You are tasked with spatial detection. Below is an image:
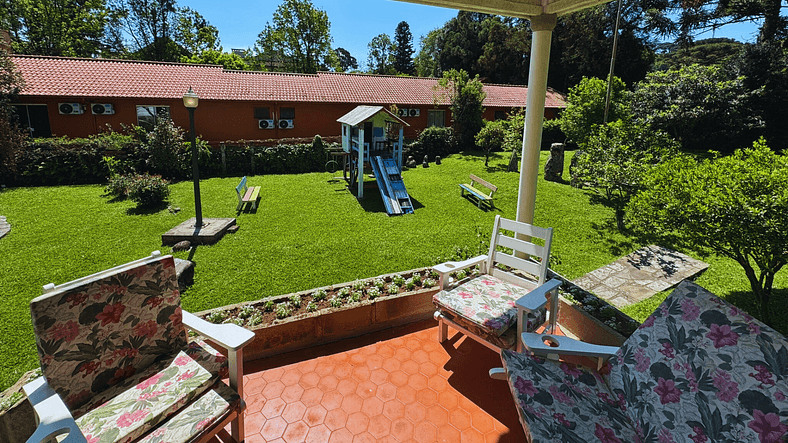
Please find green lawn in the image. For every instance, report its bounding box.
[0,150,785,391]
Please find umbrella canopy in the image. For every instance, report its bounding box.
[393,0,611,18]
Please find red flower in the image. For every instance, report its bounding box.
[65,390,92,407]
[748,409,788,443]
[169,307,183,328]
[174,355,192,366]
[654,378,682,404]
[133,320,158,338]
[560,362,582,378]
[95,302,125,326]
[108,366,136,386]
[65,292,88,308]
[514,376,538,396]
[136,372,164,390]
[706,324,739,348]
[594,423,623,443]
[50,320,79,342]
[117,410,150,428]
[144,296,163,309]
[178,370,196,381]
[689,426,707,443]
[78,361,101,378]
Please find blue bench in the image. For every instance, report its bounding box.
[459,173,497,209]
[235,176,260,211]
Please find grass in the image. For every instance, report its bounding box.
[0,149,785,391]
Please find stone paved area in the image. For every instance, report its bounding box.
[0,216,9,239]
[572,245,709,309]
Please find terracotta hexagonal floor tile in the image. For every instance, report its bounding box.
[245,432,266,443]
[304,404,328,426]
[244,411,266,435]
[341,393,364,414]
[389,370,409,387]
[417,388,438,407]
[368,414,392,439]
[244,377,267,395]
[335,362,353,379]
[296,359,318,374]
[352,431,377,443]
[282,401,307,423]
[438,391,459,410]
[392,417,416,441]
[412,422,436,443]
[450,409,472,430]
[261,397,287,419]
[262,380,286,400]
[409,373,428,391]
[280,369,301,387]
[318,375,339,392]
[361,396,384,417]
[471,412,495,434]
[427,375,449,392]
[404,402,426,424]
[382,399,405,420]
[349,352,366,366]
[322,390,344,411]
[382,357,401,373]
[301,386,324,407]
[405,338,421,351]
[351,365,371,383]
[376,383,397,402]
[394,347,412,362]
[337,378,358,396]
[280,384,304,403]
[262,367,285,383]
[364,354,384,370]
[412,349,430,364]
[314,361,335,377]
[328,428,354,443]
[245,393,266,415]
[282,421,309,443]
[461,427,486,443]
[305,424,331,443]
[369,368,389,386]
[426,404,449,426]
[400,359,420,375]
[324,408,348,431]
[377,344,396,358]
[300,371,321,388]
[396,385,417,405]
[436,423,461,443]
[346,411,370,435]
[429,350,447,365]
[355,380,377,399]
[260,416,287,441]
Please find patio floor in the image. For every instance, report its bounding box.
[238,319,526,443]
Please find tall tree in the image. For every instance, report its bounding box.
[437,69,486,149]
[173,7,220,56]
[253,0,332,74]
[476,16,530,84]
[181,50,248,70]
[334,47,358,72]
[438,11,488,77]
[367,34,395,75]
[415,29,441,77]
[393,21,415,75]
[0,49,26,182]
[9,0,111,57]
[112,0,180,61]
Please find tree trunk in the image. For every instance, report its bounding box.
[740,259,771,326]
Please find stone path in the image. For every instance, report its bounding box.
[572,245,709,309]
[0,216,9,239]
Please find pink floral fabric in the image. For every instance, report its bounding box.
[503,281,788,443]
[434,274,547,340]
[30,257,186,412]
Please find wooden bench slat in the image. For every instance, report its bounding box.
[460,174,496,209]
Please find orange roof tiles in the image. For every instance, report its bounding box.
[12,55,566,108]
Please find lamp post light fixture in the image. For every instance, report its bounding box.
[183,87,202,228]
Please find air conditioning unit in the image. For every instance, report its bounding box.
[397,108,409,117]
[58,103,83,115]
[91,103,114,115]
[278,119,294,129]
[258,119,275,129]
[409,108,420,117]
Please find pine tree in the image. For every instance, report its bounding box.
[393,21,415,75]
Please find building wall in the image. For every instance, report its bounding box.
[16,96,560,142]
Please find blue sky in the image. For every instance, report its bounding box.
[179,0,761,70]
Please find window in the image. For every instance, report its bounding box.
[254,107,270,119]
[494,111,507,121]
[12,104,52,137]
[280,107,295,120]
[427,109,445,128]
[136,105,170,131]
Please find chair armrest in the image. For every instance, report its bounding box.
[521,332,620,370]
[182,311,255,352]
[515,278,562,312]
[23,377,87,443]
[434,255,487,289]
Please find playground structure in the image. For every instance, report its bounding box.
[337,106,414,215]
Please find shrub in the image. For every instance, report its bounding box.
[368,288,380,300]
[238,305,255,319]
[247,311,263,326]
[126,174,170,207]
[338,287,350,298]
[105,174,133,198]
[329,297,343,308]
[142,117,187,179]
[206,310,226,324]
[408,126,455,160]
[475,120,506,166]
[275,302,292,319]
[306,302,318,312]
[289,294,302,308]
[263,300,275,312]
[313,289,327,301]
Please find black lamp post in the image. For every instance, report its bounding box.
[183,87,202,227]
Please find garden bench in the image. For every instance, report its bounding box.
[235,176,260,211]
[23,251,255,443]
[459,173,497,209]
[495,280,788,442]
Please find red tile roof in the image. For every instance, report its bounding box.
[11,55,566,108]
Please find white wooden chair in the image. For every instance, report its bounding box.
[432,215,562,353]
[23,251,255,443]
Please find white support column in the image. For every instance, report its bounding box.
[358,126,365,199]
[516,14,556,225]
[398,127,404,170]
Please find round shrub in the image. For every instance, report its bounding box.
[127,174,170,207]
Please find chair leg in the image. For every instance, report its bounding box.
[438,317,448,343]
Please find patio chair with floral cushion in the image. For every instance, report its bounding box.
[433,215,562,353]
[23,251,255,443]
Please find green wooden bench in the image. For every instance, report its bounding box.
[235,176,261,211]
[459,173,497,209]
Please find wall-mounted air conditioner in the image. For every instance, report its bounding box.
[58,103,83,115]
[258,119,275,129]
[397,108,409,117]
[409,108,420,117]
[91,103,114,115]
[278,119,294,129]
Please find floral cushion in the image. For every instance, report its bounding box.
[434,274,547,338]
[439,306,544,350]
[135,382,240,443]
[607,280,788,443]
[30,256,187,411]
[501,350,637,443]
[73,340,229,443]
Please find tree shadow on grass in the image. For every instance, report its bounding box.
[355,183,425,214]
[724,288,788,335]
[126,202,168,216]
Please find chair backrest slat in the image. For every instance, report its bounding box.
[492,251,544,280]
[494,234,544,259]
[486,215,553,286]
